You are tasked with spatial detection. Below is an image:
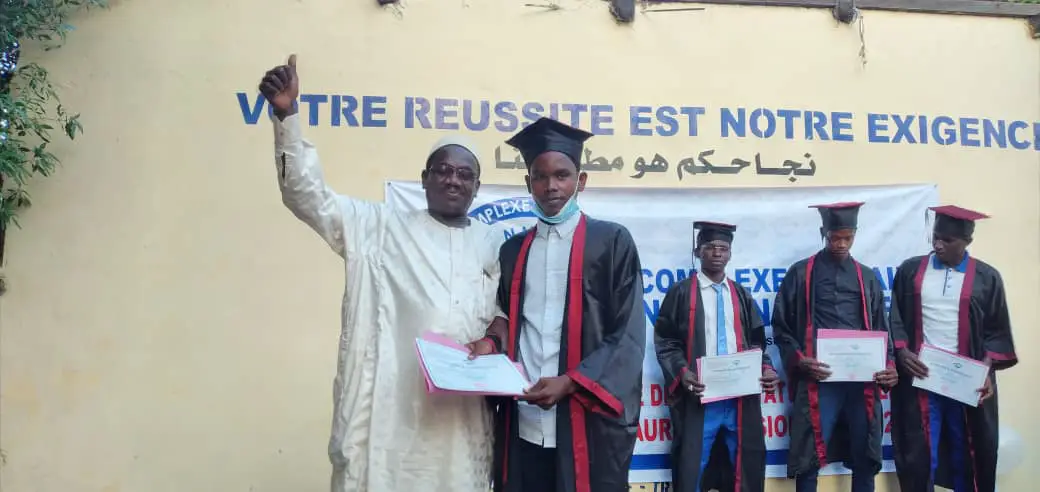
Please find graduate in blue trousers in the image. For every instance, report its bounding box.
[654,221,779,492]
[888,205,1018,492]
[771,202,899,492]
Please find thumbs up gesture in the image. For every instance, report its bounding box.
[258,54,299,118]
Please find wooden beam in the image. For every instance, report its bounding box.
[1030,13,1040,37]
[650,0,1040,18]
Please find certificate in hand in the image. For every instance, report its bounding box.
[414,333,531,396]
[912,344,990,407]
[816,329,887,383]
[696,349,763,403]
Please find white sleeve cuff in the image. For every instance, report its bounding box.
[272,112,302,149]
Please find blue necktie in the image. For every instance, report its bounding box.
[713,283,728,355]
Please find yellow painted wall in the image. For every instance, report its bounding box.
[1,0,1037,491]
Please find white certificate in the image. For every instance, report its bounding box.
[815,329,887,382]
[415,337,531,396]
[912,344,990,407]
[697,349,763,403]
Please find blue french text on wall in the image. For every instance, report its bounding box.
[236,92,1040,151]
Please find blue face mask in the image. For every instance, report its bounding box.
[532,194,581,225]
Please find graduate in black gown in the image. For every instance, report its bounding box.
[466,117,646,492]
[888,205,1018,492]
[654,221,779,492]
[771,202,899,492]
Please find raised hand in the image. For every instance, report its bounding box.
[258,54,299,119]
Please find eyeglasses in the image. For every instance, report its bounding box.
[429,164,477,183]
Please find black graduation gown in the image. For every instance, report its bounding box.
[491,214,646,492]
[654,275,770,492]
[887,255,1018,492]
[771,251,894,478]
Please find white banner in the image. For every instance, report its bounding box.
[386,181,938,484]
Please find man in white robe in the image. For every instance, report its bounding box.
[258,54,502,492]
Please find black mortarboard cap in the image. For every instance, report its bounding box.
[810,202,864,232]
[930,205,989,239]
[693,221,737,247]
[504,117,594,169]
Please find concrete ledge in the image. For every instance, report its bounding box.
[652,0,1040,18]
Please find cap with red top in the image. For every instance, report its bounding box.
[809,201,864,232]
[693,221,737,246]
[930,205,990,240]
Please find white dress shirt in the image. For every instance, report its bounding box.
[698,271,738,356]
[517,213,581,448]
[921,252,968,353]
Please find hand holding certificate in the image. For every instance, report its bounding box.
[815,329,888,383]
[696,349,763,403]
[415,333,531,396]
[911,344,990,407]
